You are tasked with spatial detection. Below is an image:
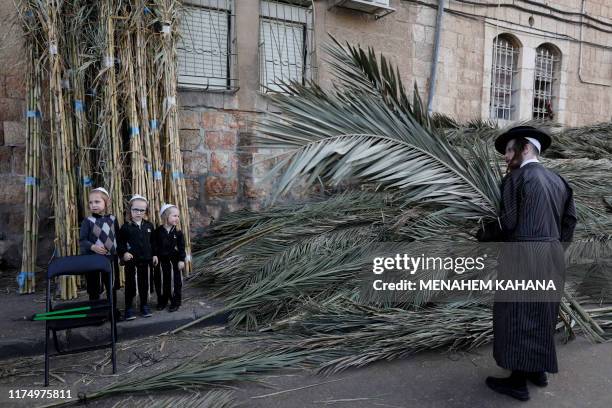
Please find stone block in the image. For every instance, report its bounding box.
[205,176,238,197]
[182,151,208,176]
[3,121,25,146]
[210,152,237,175]
[0,175,25,204]
[202,111,227,130]
[205,131,237,150]
[179,109,201,130]
[411,25,425,43]
[0,76,5,98]
[179,129,202,151]
[5,75,26,99]
[185,178,200,202]
[188,206,211,233]
[0,146,12,173]
[12,146,25,175]
[0,98,24,122]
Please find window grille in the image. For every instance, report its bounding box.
[177,0,238,91]
[259,1,316,93]
[489,35,519,121]
[533,45,558,120]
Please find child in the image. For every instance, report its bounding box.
[152,204,186,312]
[117,194,155,320]
[79,187,120,304]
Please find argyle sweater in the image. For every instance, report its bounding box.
[79,213,119,258]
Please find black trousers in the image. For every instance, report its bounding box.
[125,261,151,310]
[154,256,182,307]
[86,257,119,305]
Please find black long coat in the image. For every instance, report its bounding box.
[492,162,577,373]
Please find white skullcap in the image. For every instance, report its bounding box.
[91,187,110,198]
[160,203,177,219]
[525,137,541,153]
[129,194,148,204]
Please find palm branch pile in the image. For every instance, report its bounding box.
[16,0,192,297]
[75,38,611,403]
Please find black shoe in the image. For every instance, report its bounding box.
[526,371,548,387]
[486,376,530,401]
[156,303,167,311]
[168,304,179,312]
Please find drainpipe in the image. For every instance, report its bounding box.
[578,0,610,87]
[427,0,446,115]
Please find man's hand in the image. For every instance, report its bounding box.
[152,256,158,266]
[123,252,134,262]
[91,244,108,255]
[178,261,185,271]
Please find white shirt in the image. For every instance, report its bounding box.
[520,158,540,168]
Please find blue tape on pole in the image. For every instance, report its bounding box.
[87,88,97,96]
[26,110,41,118]
[25,176,39,186]
[16,272,33,288]
[130,127,140,136]
[74,100,84,112]
[150,119,158,130]
[82,176,93,187]
[17,272,26,288]
[144,6,151,14]
[165,162,172,168]
[145,164,152,172]
[172,171,184,180]
[154,170,162,180]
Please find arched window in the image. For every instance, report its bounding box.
[489,34,520,120]
[533,44,560,120]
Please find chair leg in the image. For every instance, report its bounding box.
[44,323,49,387]
[109,269,117,374]
[52,330,61,354]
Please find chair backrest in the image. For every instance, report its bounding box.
[47,255,111,279]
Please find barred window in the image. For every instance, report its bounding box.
[533,44,559,120]
[489,34,520,121]
[259,1,315,93]
[177,0,238,91]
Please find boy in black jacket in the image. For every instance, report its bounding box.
[117,195,155,320]
[152,204,186,312]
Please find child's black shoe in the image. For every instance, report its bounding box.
[124,308,136,321]
[168,304,179,312]
[141,305,153,318]
[156,303,167,311]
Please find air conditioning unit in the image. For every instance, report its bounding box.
[330,0,395,18]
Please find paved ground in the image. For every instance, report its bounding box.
[237,337,612,408]
[0,275,226,359]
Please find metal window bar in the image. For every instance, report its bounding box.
[532,46,558,120]
[259,1,316,93]
[489,36,518,121]
[177,0,239,91]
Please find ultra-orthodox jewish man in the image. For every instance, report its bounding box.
[477,125,577,401]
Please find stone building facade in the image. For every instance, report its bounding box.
[1,0,611,268]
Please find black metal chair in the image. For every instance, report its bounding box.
[44,254,117,386]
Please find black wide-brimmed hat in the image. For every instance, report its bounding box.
[494,125,552,155]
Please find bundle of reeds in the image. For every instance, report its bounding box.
[18,4,43,294]
[43,0,80,299]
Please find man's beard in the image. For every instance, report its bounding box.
[506,154,523,172]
